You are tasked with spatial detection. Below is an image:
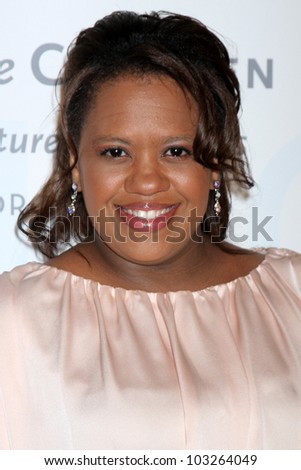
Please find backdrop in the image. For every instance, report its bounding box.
[1,0,300,272]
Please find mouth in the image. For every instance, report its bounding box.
[116,204,179,232]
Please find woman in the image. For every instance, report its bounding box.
[0,11,300,450]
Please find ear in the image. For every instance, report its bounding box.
[210,170,220,190]
[70,152,82,192]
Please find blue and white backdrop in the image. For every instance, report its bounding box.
[1,0,300,271]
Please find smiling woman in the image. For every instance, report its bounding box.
[71,75,213,275]
[0,10,301,450]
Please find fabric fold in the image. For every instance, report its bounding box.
[0,248,300,449]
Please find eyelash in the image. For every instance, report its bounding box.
[99,148,127,158]
[163,147,192,159]
[99,146,193,160]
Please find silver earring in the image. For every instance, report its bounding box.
[67,183,78,216]
[213,180,221,216]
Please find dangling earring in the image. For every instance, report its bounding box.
[67,183,78,216]
[213,180,221,216]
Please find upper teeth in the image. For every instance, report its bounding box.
[122,207,173,220]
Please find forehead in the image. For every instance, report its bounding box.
[83,74,199,131]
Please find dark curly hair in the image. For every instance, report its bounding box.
[17,10,254,257]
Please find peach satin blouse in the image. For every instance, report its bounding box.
[0,248,301,449]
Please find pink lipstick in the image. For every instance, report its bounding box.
[116,203,179,232]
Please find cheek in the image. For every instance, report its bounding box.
[80,167,123,211]
[175,167,211,204]
[192,179,211,203]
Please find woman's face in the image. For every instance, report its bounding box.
[73,74,213,265]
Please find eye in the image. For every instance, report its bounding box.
[163,146,193,159]
[99,147,128,159]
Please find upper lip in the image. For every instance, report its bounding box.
[114,202,178,219]
[115,203,178,211]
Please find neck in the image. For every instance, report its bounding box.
[77,236,221,292]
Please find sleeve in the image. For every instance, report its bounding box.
[279,249,301,296]
[0,271,19,450]
[0,389,10,449]
[264,248,301,298]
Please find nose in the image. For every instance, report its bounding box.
[124,154,170,195]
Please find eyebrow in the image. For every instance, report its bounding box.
[92,136,131,146]
[92,135,195,146]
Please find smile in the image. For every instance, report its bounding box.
[116,204,179,232]
[120,206,174,220]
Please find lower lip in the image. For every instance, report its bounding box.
[118,206,178,232]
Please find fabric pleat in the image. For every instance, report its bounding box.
[0,248,300,449]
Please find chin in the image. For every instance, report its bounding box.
[113,243,185,267]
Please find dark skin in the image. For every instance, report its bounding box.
[48,75,264,293]
[48,239,264,293]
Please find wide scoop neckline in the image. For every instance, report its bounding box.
[18,247,292,296]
